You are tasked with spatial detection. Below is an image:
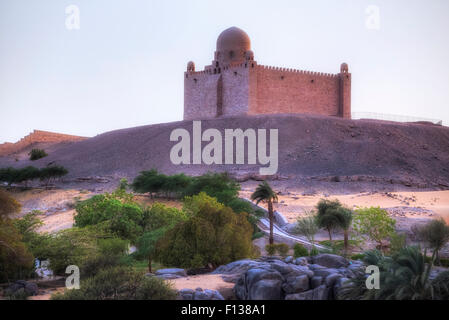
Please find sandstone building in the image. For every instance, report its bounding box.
[184,27,351,120]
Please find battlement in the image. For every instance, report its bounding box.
[257,64,340,78]
[0,130,88,156]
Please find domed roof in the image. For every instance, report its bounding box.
[216,27,251,53]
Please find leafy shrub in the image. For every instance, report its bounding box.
[252,231,264,240]
[0,166,67,186]
[39,166,68,186]
[155,193,254,268]
[142,202,186,231]
[0,189,22,216]
[74,194,143,241]
[389,232,407,254]
[0,191,35,282]
[265,244,276,256]
[183,172,239,204]
[28,149,48,161]
[80,238,129,278]
[353,207,396,250]
[309,246,320,256]
[340,246,445,300]
[52,266,177,300]
[294,211,319,245]
[4,288,31,300]
[433,271,449,300]
[31,226,106,275]
[275,243,289,257]
[350,253,365,261]
[293,243,308,258]
[132,169,191,198]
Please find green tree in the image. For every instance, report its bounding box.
[335,207,353,255]
[251,181,278,245]
[339,246,443,300]
[132,169,170,198]
[74,194,144,241]
[142,202,187,231]
[315,199,343,244]
[156,193,254,268]
[184,172,240,204]
[39,166,68,186]
[0,189,22,217]
[28,148,48,161]
[412,219,449,265]
[0,191,34,282]
[352,207,396,251]
[136,228,167,273]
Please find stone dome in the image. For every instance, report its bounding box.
[216,27,251,64]
[216,27,251,52]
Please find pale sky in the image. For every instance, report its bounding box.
[1,0,448,143]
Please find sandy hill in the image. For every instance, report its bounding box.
[1,114,448,191]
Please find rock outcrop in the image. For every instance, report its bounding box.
[177,288,224,300]
[215,254,365,300]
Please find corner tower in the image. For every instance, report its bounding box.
[339,63,352,119]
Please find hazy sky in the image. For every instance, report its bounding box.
[1,0,448,143]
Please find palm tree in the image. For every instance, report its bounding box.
[413,218,449,265]
[251,181,278,245]
[294,211,319,247]
[335,207,353,255]
[339,246,440,300]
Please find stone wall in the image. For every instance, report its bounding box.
[0,130,88,156]
[252,65,342,117]
[184,63,351,120]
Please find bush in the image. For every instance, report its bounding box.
[353,207,396,250]
[52,266,177,300]
[276,243,289,257]
[389,232,407,254]
[0,189,21,216]
[183,172,240,205]
[156,193,254,268]
[142,202,186,231]
[350,253,366,261]
[433,271,449,300]
[309,246,320,256]
[74,194,143,241]
[31,226,108,275]
[132,169,191,198]
[293,243,308,258]
[0,166,68,186]
[265,244,276,256]
[0,191,35,282]
[28,149,48,161]
[252,231,264,240]
[4,288,31,300]
[39,166,68,186]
